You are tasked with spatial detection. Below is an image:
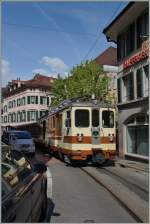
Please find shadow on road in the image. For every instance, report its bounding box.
[43,198,55,222]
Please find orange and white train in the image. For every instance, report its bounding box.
[38,97,116,165]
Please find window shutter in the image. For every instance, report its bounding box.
[28,96,30,104]
[36,96,38,104]
[47,97,49,105]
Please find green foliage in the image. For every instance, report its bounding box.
[51,60,113,106]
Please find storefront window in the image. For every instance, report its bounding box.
[127,125,148,156]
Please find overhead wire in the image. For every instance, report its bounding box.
[81,2,124,61]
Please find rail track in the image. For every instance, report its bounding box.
[97,166,149,202]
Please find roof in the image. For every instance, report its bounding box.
[39,96,114,122]
[3,74,56,98]
[95,47,117,66]
[103,2,148,42]
[103,2,134,35]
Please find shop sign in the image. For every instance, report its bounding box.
[123,40,149,69]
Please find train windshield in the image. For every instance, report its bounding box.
[102,111,114,128]
[75,109,89,127]
[92,109,99,127]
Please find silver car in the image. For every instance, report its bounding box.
[2,143,47,222]
[2,130,35,155]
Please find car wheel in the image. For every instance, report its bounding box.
[39,188,47,222]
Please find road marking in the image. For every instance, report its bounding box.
[46,168,53,199]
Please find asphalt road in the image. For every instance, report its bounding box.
[47,159,136,223]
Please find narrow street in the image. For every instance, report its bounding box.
[48,161,136,223]
[31,150,141,223]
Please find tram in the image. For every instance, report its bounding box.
[39,97,116,165]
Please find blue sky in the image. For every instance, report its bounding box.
[2,1,128,86]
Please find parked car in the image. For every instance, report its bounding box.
[2,130,35,155]
[2,144,48,222]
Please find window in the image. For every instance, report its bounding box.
[17,112,21,123]
[22,111,26,122]
[12,113,16,122]
[117,23,135,61]
[3,105,7,113]
[117,34,126,61]
[4,116,7,123]
[65,111,71,128]
[21,97,26,106]
[92,109,99,127]
[136,12,149,49]
[27,111,38,121]
[13,100,16,108]
[31,96,36,104]
[8,114,11,123]
[124,73,134,101]
[126,23,135,55]
[136,69,143,98]
[17,99,20,106]
[40,96,46,105]
[117,79,122,103]
[8,101,12,109]
[40,110,47,118]
[75,109,89,127]
[2,150,31,188]
[144,65,149,96]
[102,111,114,128]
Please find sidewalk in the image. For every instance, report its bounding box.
[116,158,149,173]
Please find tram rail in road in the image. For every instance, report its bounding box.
[32,150,148,223]
[81,166,149,223]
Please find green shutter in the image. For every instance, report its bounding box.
[36,96,38,104]
[28,96,30,104]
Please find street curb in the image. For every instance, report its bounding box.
[82,167,149,223]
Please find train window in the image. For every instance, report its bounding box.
[92,109,99,127]
[102,111,114,128]
[75,110,89,127]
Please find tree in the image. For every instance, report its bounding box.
[51,60,112,106]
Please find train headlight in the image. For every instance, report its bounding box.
[108,133,114,142]
[77,133,84,142]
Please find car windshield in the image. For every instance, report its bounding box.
[14,132,32,139]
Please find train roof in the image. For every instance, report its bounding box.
[39,96,115,122]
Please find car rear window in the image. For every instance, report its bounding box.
[15,132,32,139]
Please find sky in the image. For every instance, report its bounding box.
[2,1,128,86]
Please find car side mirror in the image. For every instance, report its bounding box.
[34,163,47,173]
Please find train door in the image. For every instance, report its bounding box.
[91,108,100,145]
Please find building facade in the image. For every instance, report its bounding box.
[103,2,149,161]
[95,46,118,105]
[1,74,55,128]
